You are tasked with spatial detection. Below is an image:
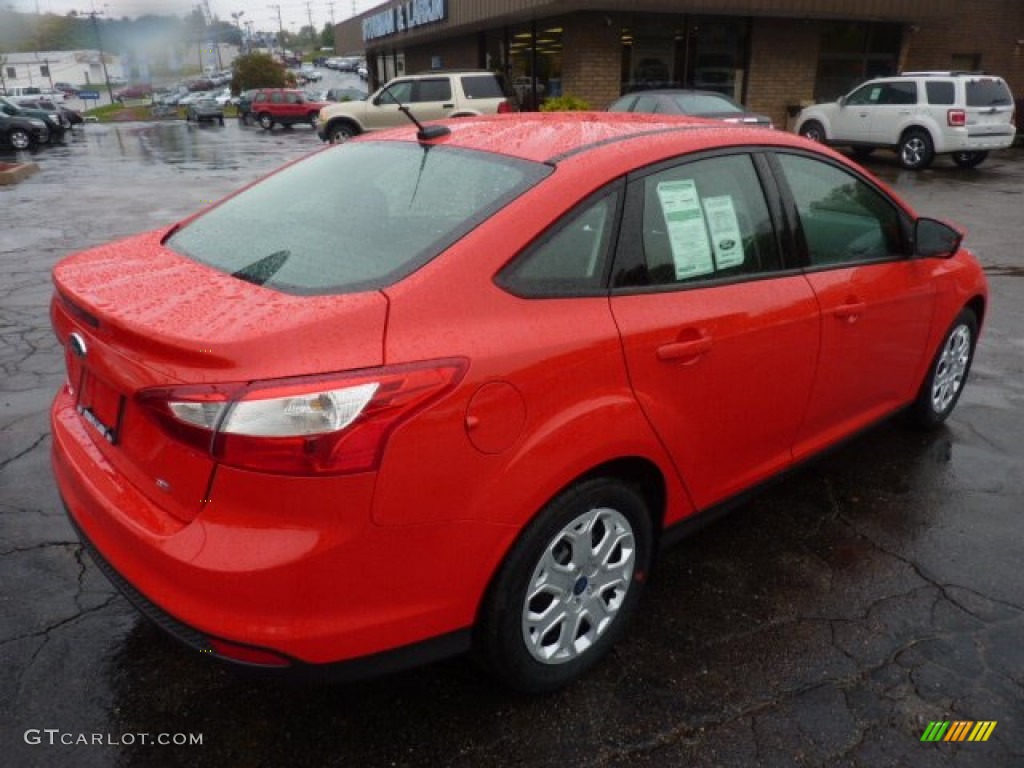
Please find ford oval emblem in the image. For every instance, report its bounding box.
[69,332,88,359]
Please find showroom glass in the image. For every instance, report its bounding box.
[776,154,905,267]
[168,143,551,295]
[636,154,780,286]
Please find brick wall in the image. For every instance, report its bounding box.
[405,34,482,74]
[903,0,1024,96]
[561,13,622,110]
[746,18,821,130]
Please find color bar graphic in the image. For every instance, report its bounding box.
[921,721,997,742]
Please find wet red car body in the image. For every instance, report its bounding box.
[50,113,987,690]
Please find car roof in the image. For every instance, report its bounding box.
[367,112,811,167]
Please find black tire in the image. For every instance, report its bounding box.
[798,120,826,143]
[328,121,357,143]
[952,150,988,169]
[898,129,935,170]
[909,308,978,428]
[852,147,875,160]
[258,113,273,130]
[307,111,319,127]
[9,128,32,150]
[474,477,654,693]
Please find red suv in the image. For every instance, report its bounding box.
[51,113,987,692]
[251,88,329,130]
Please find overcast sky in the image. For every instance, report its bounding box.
[9,0,381,36]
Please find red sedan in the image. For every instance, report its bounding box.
[50,113,986,692]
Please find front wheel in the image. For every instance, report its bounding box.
[258,113,274,130]
[798,120,826,143]
[898,129,935,170]
[9,128,32,150]
[475,477,653,693]
[952,150,988,168]
[328,121,356,143]
[909,308,978,428]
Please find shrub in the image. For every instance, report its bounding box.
[540,95,591,112]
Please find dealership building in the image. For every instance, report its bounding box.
[335,0,1023,127]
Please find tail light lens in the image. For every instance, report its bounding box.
[948,109,966,127]
[138,359,466,475]
[497,99,513,114]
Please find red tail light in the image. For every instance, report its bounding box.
[497,99,513,114]
[138,359,466,475]
[948,109,966,127]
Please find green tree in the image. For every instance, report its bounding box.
[320,23,334,50]
[230,51,289,94]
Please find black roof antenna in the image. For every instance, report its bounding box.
[378,84,451,142]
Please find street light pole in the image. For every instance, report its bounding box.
[231,11,245,54]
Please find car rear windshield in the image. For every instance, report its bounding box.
[966,78,1013,106]
[167,141,551,295]
[670,92,743,114]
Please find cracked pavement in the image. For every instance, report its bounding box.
[2,123,1023,767]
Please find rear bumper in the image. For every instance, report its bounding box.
[939,126,1016,152]
[50,389,509,669]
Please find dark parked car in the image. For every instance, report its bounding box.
[114,84,154,102]
[13,98,85,127]
[234,89,265,124]
[609,89,773,129]
[325,87,368,102]
[0,112,49,149]
[186,97,225,125]
[0,96,68,142]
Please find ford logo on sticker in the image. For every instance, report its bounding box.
[719,239,736,251]
[69,332,88,358]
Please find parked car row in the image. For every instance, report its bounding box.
[0,94,75,149]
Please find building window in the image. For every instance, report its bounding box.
[5,67,14,79]
[621,15,750,102]
[814,22,902,101]
[40,64,50,77]
[507,21,563,110]
[951,53,981,71]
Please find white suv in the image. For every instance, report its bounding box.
[795,72,1016,169]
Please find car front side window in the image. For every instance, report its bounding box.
[776,153,907,268]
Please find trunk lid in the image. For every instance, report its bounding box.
[52,229,388,523]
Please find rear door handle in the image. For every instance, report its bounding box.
[833,302,867,321]
[656,337,712,363]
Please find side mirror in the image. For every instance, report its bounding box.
[915,217,963,258]
[838,95,847,108]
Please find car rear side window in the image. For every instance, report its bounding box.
[966,78,1013,106]
[624,154,781,287]
[461,75,504,99]
[497,191,620,297]
[414,79,451,102]
[167,142,551,295]
[926,81,955,105]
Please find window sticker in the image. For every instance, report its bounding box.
[702,195,744,269]
[656,179,714,279]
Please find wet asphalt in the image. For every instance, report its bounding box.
[1,120,1022,768]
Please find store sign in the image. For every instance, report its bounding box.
[362,0,447,42]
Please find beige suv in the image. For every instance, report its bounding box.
[317,70,514,143]
[795,71,1017,169]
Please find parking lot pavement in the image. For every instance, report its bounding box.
[2,126,1023,768]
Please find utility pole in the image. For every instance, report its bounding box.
[84,8,114,103]
[305,1,315,46]
[268,4,284,52]
[328,2,335,26]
